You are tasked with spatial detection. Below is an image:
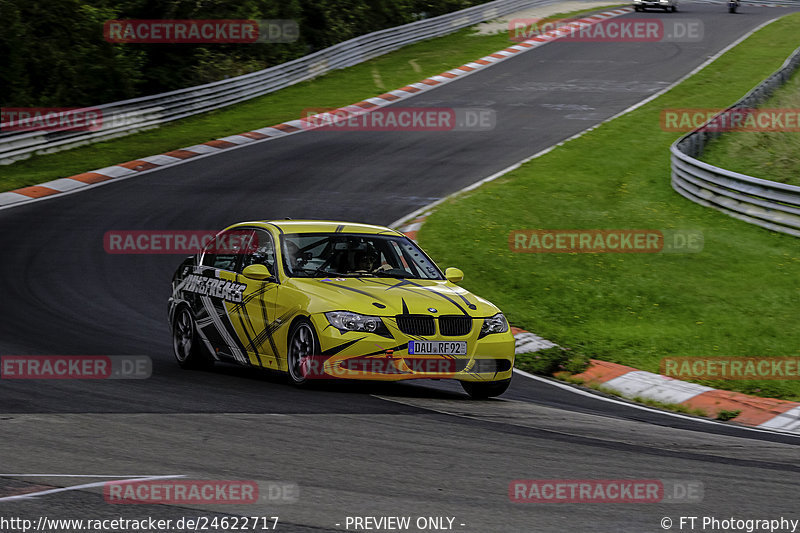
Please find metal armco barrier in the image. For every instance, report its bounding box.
[0,0,556,165]
[670,45,800,238]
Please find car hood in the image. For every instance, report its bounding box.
[288,277,501,317]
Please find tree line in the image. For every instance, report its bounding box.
[0,0,489,107]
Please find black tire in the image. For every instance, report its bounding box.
[286,318,319,386]
[172,306,214,370]
[729,5,736,12]
[461,378,511,399]
[671,5,677,12]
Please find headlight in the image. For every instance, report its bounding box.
[479,313,508,338]
[326,311,388,335]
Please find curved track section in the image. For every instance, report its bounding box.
[1,5,799,531]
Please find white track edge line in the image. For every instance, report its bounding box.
[512,368,800,438]
[0,474,185,502]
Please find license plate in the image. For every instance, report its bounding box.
[408,340,467,355]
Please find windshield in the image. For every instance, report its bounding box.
[281,233,443,280]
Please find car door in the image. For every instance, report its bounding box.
[193,229,251,365]
[231,228,283,370]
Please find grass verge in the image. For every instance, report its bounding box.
[557,375,710,417]
[0,5,623,191]
[701,63,800,187]
[515,347,589,375]
[419,14,800,401]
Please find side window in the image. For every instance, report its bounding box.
[239,229,276,275]
[200,230,244,272]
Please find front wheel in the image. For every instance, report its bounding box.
[287,319,319,386]
[461,378,511,399]
[172,306,213,370]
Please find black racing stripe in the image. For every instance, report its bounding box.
[198,320,227,353]
[231,282,276,310]
[224,284,275,359]
[225,294,260,364]
[209,298,250,360]
[398,279,470,315]
[323,281,389,304]
[448,286,475,307]
[236,317,261,365]
[251,309,296,366]
[359,343,409,356]
[373,279,471,315]
[388,280,417,291]
[244,307,274,364]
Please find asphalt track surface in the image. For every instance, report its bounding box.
[1,4,799,532]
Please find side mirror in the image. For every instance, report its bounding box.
[242,264,275,281]
[445,267,464,283]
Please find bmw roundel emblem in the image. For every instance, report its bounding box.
[428,308,437,313]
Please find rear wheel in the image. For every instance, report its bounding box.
[172,306,213,369]
[287,319,319,386]
[461,378,511,399]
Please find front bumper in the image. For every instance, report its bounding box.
[309,314,515,382]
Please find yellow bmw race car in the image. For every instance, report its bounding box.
[168,220,515,398]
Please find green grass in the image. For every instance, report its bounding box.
[0,4,623,191]
[628,395,708,418]
[715,409,742,421]
[515,347,589,375]
[418,14,800,401]
[701,66,800,186]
